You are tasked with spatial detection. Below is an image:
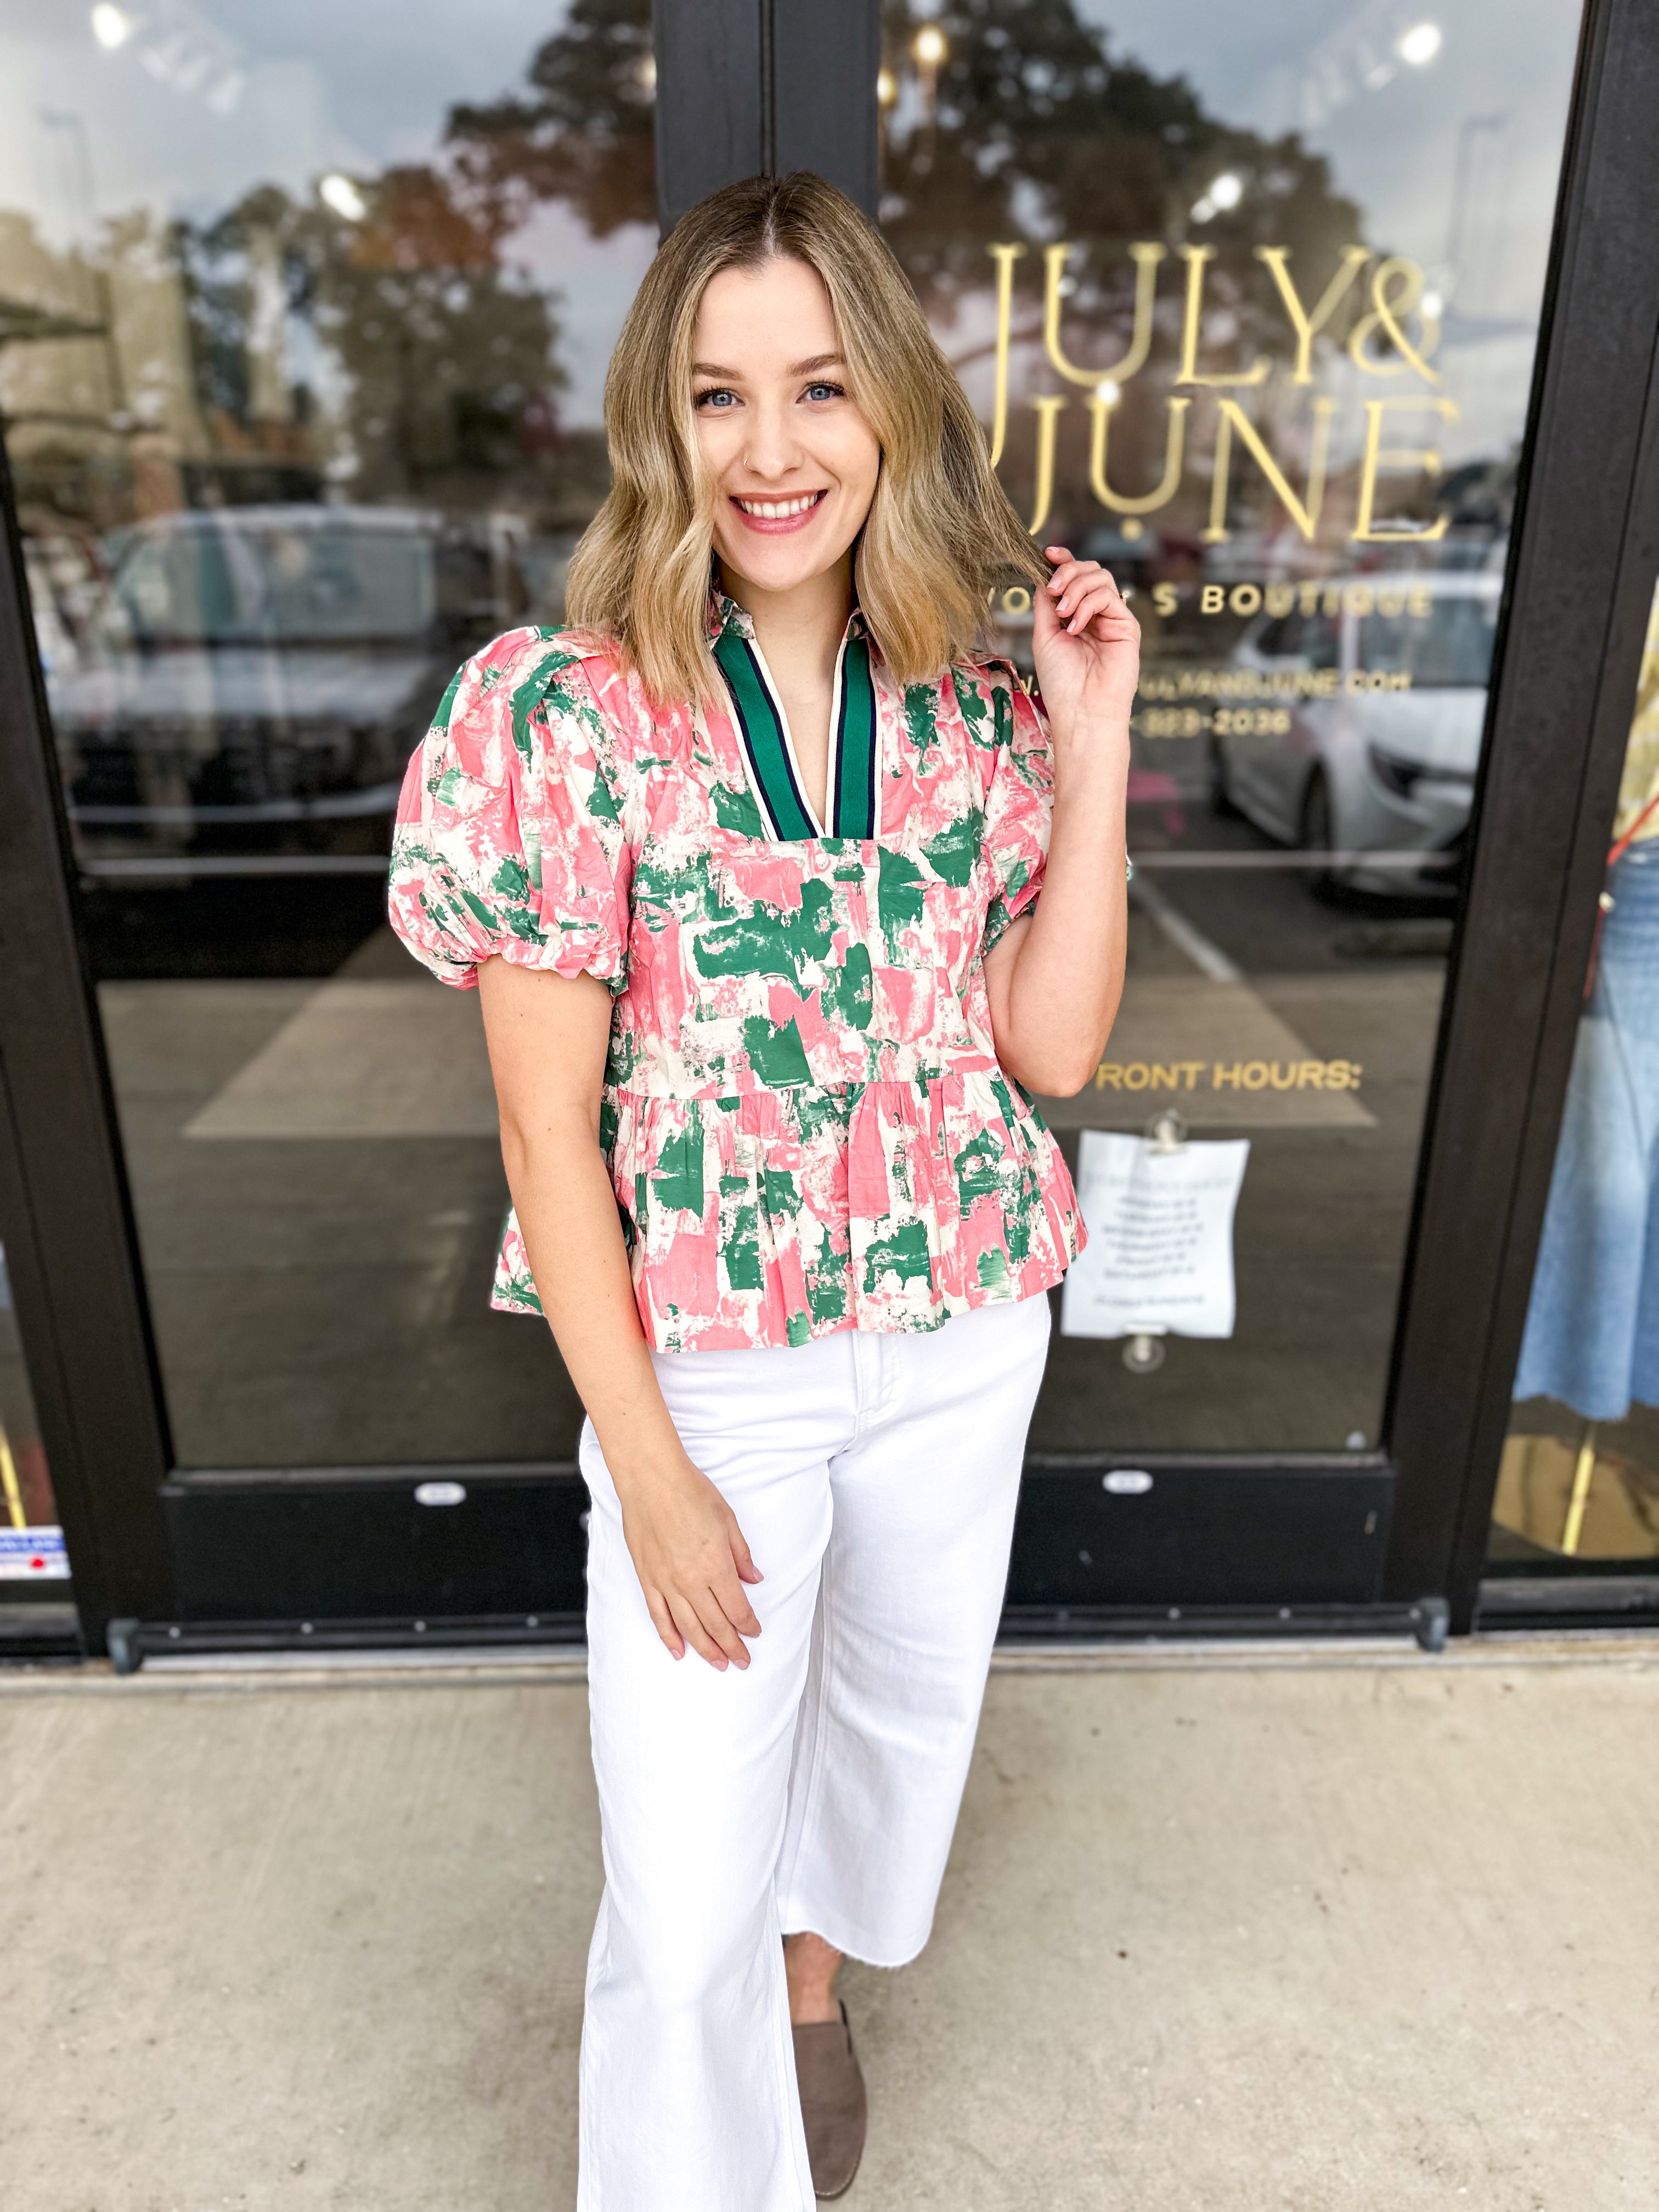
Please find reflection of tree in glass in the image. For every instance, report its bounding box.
[445,0,657,241]
[178,169,565,507]
[430,0,1372,539]
[881,0,1363,354]
[880,1,1368,535]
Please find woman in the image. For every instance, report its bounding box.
[389,171,1134,2210]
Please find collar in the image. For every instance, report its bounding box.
[703,578,873,656]
[705,579,881,843]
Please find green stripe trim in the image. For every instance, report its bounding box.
[712,631,815,841]
[832,636,877,839]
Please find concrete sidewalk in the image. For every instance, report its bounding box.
[4,1638,1656,2211]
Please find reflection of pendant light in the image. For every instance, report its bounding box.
[1296,13,1441,126]
[1190,171,1243,224]
[912,22,947,163]
[90,3,133,49]
[319,173,367,223]
[913,24,947,112]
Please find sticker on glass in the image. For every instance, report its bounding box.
[0,1526,70,1579]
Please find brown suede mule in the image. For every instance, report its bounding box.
[792,1999,867,2198]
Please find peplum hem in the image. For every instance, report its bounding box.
[489,1071,1085,1351]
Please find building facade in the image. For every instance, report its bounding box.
[2,0,1657,1664]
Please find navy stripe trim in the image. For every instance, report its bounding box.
[831,636,877,839]
[712,630,816,842]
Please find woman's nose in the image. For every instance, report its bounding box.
[741,398,804,479]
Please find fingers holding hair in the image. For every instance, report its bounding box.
[1043,545,1120,622]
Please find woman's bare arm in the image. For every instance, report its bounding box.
[984,545,1138,1097]
[476,957,762,1669]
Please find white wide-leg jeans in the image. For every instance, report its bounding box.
[575,1291,1052,2212]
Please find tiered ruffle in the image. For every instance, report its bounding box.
[491,1064,1084,1350]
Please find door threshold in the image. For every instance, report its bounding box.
[1478,1572,1659,1630]
[146,1641,591,1677]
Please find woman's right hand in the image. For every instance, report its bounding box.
[613,1451,764,1669]
[473,961,763,1673]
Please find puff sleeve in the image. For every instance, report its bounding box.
[980,673,1055,956]
[388,629,633,992]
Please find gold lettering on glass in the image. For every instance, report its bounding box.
[1351,397,1459,540]
[1026,394,1068,536]
[1087,394,1190,516]
[1203,397,1335,544]
[985,242,1026,467]
[981,238,1463,546]
[1347,258,1444,383]
[1042,241,1166,387]
[1253,246,1372,383]
[1177,246,1269,388]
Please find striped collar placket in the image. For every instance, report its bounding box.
[709,595,881,843]
[829,631,878,841]
[713,624,817,840]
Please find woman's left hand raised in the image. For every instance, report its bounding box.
[1030,545,1141,769]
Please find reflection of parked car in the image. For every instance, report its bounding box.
[1211,571,1500,894]
[47,505,525,864]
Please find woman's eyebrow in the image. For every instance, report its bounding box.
[690,353,845,379]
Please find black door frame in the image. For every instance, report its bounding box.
[1380,0,1659,1631]
[0,442,174,1656]
[654,0,881,231]
[0,0,1655,1661]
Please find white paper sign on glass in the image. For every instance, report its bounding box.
[1061,1131,1250,1341]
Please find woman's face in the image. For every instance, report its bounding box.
[692,255,881,601]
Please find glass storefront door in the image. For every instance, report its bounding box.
[2,0,657,1480]
[2,0,1650,1644]
[877,1,1579,1474]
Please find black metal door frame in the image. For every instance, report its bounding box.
[1380,0,1659,1632]
[0,440,174,1656]
[1,0,1656,1661]
[654,0,881,232]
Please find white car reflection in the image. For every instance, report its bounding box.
[47,505,520,860]
[1211,571,1500,895]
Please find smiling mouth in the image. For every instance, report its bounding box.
[731,490,828,522]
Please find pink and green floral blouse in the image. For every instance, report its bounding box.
[387,589,1085,1352]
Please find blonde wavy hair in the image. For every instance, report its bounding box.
[565,170,1046,708]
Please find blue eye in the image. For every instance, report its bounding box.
[805,381,845,402]
[695,387,738,409]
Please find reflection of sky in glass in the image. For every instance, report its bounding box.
[1071,1,1580,465]
[0,0,654,423]
[0,0,1584,447]
[1080,1,1577,318]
